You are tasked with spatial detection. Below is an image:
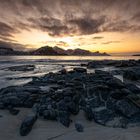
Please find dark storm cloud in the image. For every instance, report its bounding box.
[28,17,69,36]
[0,22,18,37]
[132,12,140,21]
[68,17,106,35]
[0,0,140,39]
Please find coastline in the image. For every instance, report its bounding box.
[0,58,140,140]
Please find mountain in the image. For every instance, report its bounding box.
[53,46,67,55]
[0,47,27,55]
[66,48,92,55]
[31,46,59,55]
[133,54,140,56]
[0,46,110,56]
[0,47,14,55]
[66,48,110,56]
[32,46,110,56]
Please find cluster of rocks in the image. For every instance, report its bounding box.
[87,60,140,82]
[0,67,140,136]
[87,59,140,68]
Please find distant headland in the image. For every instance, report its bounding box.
[0,46,110,56]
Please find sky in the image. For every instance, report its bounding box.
[0,0,140,54]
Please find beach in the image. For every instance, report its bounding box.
[0,56,140,140]
[0,109,140,140]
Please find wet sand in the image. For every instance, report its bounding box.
[0,109,140,140]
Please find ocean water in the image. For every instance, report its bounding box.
[0,55,139,89]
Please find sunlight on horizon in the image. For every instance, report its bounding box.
[13,29,140,53]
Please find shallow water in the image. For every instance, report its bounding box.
[0,55,139,89]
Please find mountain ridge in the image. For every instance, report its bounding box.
[0,46,110,56]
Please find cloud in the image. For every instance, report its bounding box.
[92,36,104,39]
[0,0,140,48]
[68,17,105,35]
[0,0,140,36]
[28,17,69,36]
[0,22,18,37]
[0,40,28,51]
[102,41,121,45]
[132,12,140,21]
[56,41,70,47]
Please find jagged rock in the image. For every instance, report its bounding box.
[57,111,71,127]
[20,115,37,136]
[67,102,79,115]
[43,109,57,120]
[125,83,140,94]
[59,69,67,74]
[115,99,140,117]
[110,89,130,100]
[106,78,125,89]
[0,64,140,130]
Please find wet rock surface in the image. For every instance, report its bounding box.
[20,115,37,136]
[5,65,35,72]
[87,60,140,68]
[0,65,140,136]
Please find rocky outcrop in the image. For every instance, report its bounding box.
[0,67,140,136]
[87,60,140,68]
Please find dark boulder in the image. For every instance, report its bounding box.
[73,67,87,73]
[57,111,71,127]
[9,108,20,115]
[106,78,125,89]
[20,115,37,136]
[115,99,140,118]
[67,102,79,115]
[43,109,57,120]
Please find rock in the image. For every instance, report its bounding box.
[106,78,125,89]
[0,62,140,129]
[59,69,67,74]
[75,122,84,132]
[57,80,65,85]
[6,65,35,72]
[107,117,128,128]
[2,96,22,107]
[92,108,117,125]
[123,70,138,80]
[9,108,20,115]
[73,67,87,73]
[20,115,37,136]
[0,102,5,109]
[57,111,71,127]
[84,106,94,121]
[125,83,140,94]
[43,109,57,120]
[115,99,140,118]
[110,89,130,100]
[67,102,79,115]
[57,100,68,111]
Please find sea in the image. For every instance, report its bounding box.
[0,55,140,89]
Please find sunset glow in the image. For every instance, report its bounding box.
[0,0,140,54]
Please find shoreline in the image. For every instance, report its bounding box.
[0,59,140,139]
